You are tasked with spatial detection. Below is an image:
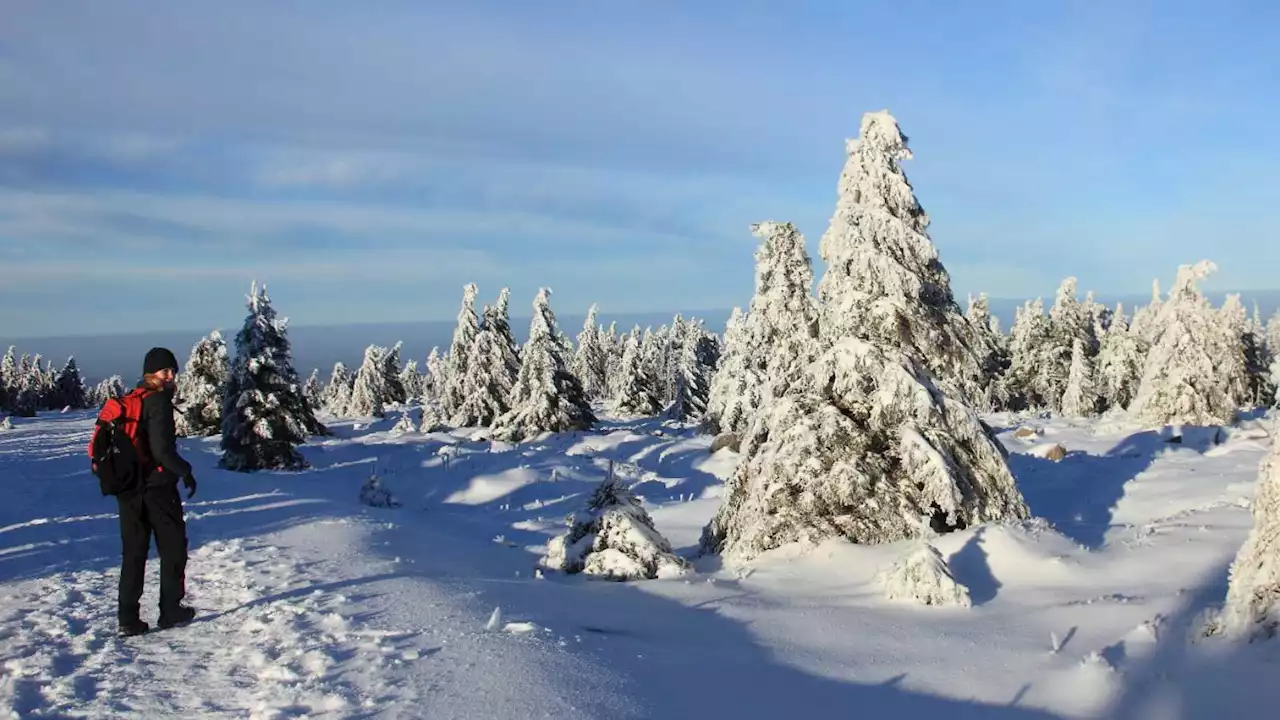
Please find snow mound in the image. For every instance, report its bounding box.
[444,468,539,505]
[543,478,689,581]
[876,540,971,607]
[0,416,12,431]
[359,475,401,509]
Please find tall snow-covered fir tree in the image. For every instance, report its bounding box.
[814,110,992,408]
[1130,278,1164,346]
[1060,339,1100,418]
[492,288,595,441]
[441,283,480,420]
[322,362,353,416]
[966,293,1011,410]
[1218,294,1256,410]
[1044,278,1097,399]
[52,357,87,410]
[348,345,388,419]
[455,305,520,428]
[0,347,15,411]
[744,221,819,403]
[1220,430,1280,640]
[612,329,663,417]
[572,304,609,400]
[1239,302,1275,409]
[380,341,408,405]
[219,282,322,472]
[665,319,715,422]
[175,331,229,437]
[397,361,422,404]
[1130,261,1239,428]
[303,369,322,411]
[705,307,754,434]
[1004,299,1053,410]
[421,347,445,404]
[701,112,1029,561]
[1095,304,1145,412]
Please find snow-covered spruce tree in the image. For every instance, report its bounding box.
[53,357,87,409]
[1084,291,1112,344]
[441,283,481,421]
[542,475,688,581]
[92,375,126,406]
[11,370,39,417]
[303,369,322,411]
[1130,261,1238,428]
[701,337,1030,560]
[1130,278,1164,346]
[741,220,820,409]
[572,304,609,400]
[1027,277,1096,413]
[966,293,1011,410]
[1004,298,1053,410]
[701,112,1029,561]
[705,307,754,434]
[491,287,521,363]
[492,288,595,441]
[1268,312,1280,366]
[1095,305,1145,412]
[322,362,353,416]
[421,347,445,403]
[1240,302,1275,409]
[397,360,422,405]
[380,341,408,405]
[1219,294,1256,410]
[0,346,16,411]
[1220,430,1280,640]
[348,345,387,419]
[455,305,519,428]
[612,329,663,417]
[175,331,229,437]
[359,474,402,508]
[1060,339,1100,418]
[665,319,716,422]
[815,110,992,408]
[219,282,322,472]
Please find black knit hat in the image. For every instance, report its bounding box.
[143,347,180,375]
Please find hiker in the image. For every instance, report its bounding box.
[116,347,199,636]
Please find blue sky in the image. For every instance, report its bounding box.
[1,0,1277,336]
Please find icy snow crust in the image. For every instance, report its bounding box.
[1,408,1279,717]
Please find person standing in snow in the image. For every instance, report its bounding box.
[117,348,199,636]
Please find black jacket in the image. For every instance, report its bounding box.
[136,384,193,485]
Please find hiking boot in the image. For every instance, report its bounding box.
[119,618,150,637]
[157,605,196,629]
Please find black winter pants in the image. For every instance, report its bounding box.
[116,482,188,622]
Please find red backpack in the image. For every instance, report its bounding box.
[88,388,154,496]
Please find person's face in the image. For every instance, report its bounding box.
[156,368,177,389]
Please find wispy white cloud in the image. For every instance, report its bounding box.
[0,127,49,154]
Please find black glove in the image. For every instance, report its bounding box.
[182,474,197,499]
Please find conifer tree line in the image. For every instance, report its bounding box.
[303,283,724,440]
[0,347,92,417]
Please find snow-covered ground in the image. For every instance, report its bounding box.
[2,409,1279,718]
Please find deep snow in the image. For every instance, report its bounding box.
[2,407,1279,718]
